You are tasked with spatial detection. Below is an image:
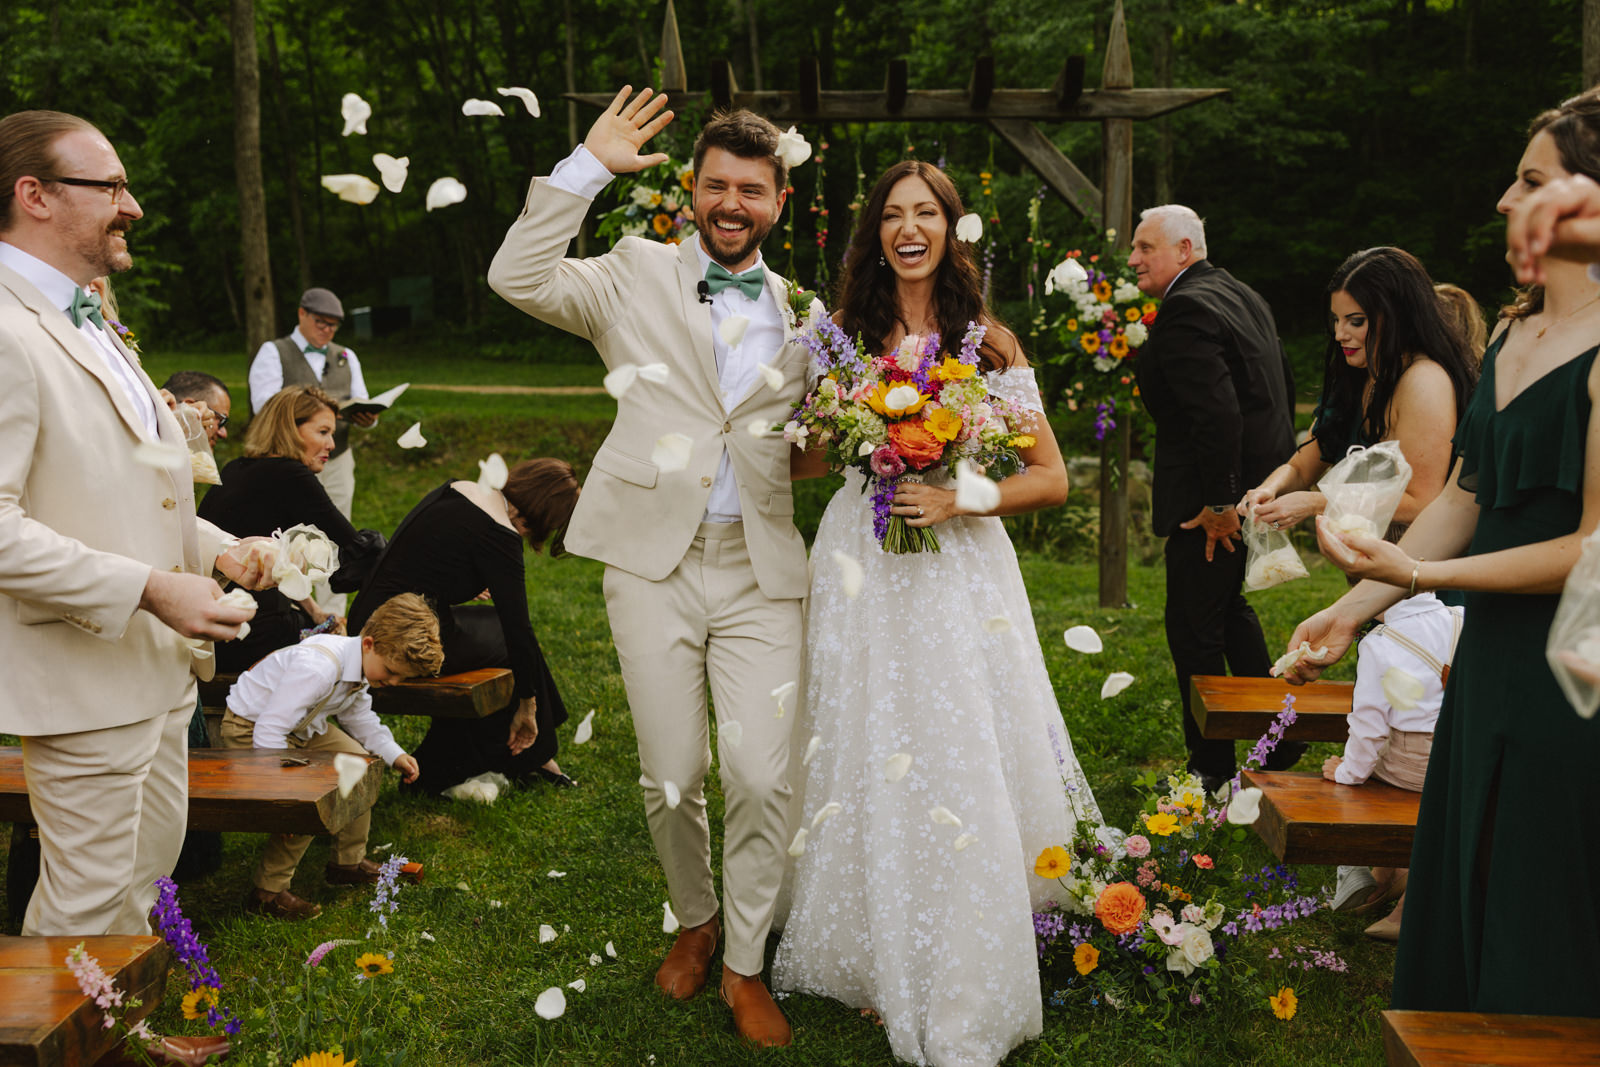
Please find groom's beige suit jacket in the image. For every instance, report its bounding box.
[0,263,227,739]
[487,179,810,599]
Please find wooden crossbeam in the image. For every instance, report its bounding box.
[988,119,1100,219]
[967,56,995,111]
[1381,1010,1600,1066]
[885,59,908,114]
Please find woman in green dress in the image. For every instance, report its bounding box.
[1282,89,1600,1016]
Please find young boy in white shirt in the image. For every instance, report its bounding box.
[1324,591,1463,941]
[222,593,444,919]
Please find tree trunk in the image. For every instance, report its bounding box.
[265,25,310,294]
[1586,0,1600,89]
[1153,0,1174,204]
[231,0,275,352]
[747,0,764,92]
[565,0,586,255]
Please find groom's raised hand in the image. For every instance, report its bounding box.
[585,85,674,174]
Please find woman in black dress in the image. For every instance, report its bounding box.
[348,458,580,792]
[198,385,365,672]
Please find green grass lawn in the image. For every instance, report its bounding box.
[2,348,1392,1065]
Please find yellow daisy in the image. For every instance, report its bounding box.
[1269,986,1298,1021]
[354,953,393,978]
[1072,943,1099,975]
[180,987,218,1021]
[1033,846,1071,879]
[291,1053,356,1067]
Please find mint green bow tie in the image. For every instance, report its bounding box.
[305,343,330,355]
[704,262,765,301]
[65,286,105,330]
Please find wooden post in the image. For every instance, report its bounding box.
[1099,0,1134,608]
[659,0,687,92]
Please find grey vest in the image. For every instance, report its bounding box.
[273,336,352,457]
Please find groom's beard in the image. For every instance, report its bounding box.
[700,210,774,268]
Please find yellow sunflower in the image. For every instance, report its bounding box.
[678,167,694,191]
[1093,280,1113,302]
[1065,318,1078,332]
[354,952,393,978]
[291,1053,356,1067]
[1080,333,1101,354]
[1109,335,1130,359]
[651,213,673,236]
[1125,306,1142,321]
[180,987,218,1021]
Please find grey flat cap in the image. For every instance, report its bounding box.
[299,287,344,319]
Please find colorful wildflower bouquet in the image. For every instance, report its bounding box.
[1032,698,1345,1018]
[783,318,1036,553]
[1041,231,1157,440]
[594,157,697,245]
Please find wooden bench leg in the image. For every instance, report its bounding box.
[5,823,38,929]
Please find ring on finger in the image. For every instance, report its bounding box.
[917,507,925,517]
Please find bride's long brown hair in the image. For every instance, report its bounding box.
[835,160,1012,372]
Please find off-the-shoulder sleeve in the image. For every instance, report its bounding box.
[985,366,1045,417]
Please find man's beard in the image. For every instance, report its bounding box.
[79,222,132,276]
[700,211,772,268]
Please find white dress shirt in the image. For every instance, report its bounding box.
[248,326,369,413]
[546,145,788,522]
[225,634,406,765]
[1337,593,1462,785]
[0,242,159,437]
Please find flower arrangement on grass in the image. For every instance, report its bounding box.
[1032,697,1346,1018]
[783,318,1035,552]
[594,158,697,246]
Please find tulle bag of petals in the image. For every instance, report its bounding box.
[1241,508,1308,591]
[1316,440,1412,542]
[173,403,222,485]
[1546,528,1600,719]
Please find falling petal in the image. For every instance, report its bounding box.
[425,176,468,211]
[662,902,679,933]
[1381,667,1425,712]
[953,833,978,851]
[757,362,785,393]
[802,734,821,766]
[651,433,693,473]
[831,551,863,598]
[132,440,188,469]
[477,452,508,490]
[567,978,586,992]
[462,98,506,117]
[747,418,778,438]
[340,92,371,136]
[1064,625,1104,654]
[787,827,808,857]
[319,174,381,205]
[333,753,367,798]
[771,680,797,718]
[955,213,983,242]
[884,753,913,783]
[534,987,566,1020]
[1226,786,1264,826]
[573,709,595,745]
[1100,671,1135,699]
[811,801,842,829]
[372,153,409,193]
[720,720,744,748]
[605,941,617,958]
[928,805,963,829]
[954,459,1001,513]
[857,440,876,457]
[637,363,670,384]
[719,315,750,347]
[548,870,566,878]
[397,422,426,449]
[539,924,557,944]
[982,616,1013,634]
[663,780,681,809]
[496,86,541,116]
[603,364,640,398]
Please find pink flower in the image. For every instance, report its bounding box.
[1124,834,1151,858]
[869,445,906,478]
[1149,910,1185,946]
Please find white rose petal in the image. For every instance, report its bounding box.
[461,98,506,117]
[719,720,743,748]
[534,987,566,1020]
[567,978,586,992]
[810,801,842,829]
[928,805,963,829]
[425,176,468,211]
[746,418,778,438]
[605,941,617,958]
[1226,785,1264,825]
[952,833,978,851]
[831,551,863,598]
[420,931,436,942]
[662,902,679,933]
[275,568,313,603]
[786,827,808,857]
[320,174,380,205]
[477,452,508,490]
[955,213,983,243]
[397,422,426,449]
[857,440,876,456]
[637,363,670,384]
[333,753,368,799]
[771,680,797,718]
[1327,512,1378,539]
[982,616,1013,634]
[372,153,409,193]
[496,86,541,116]
[488,900,503,908]
[340,92,371,136]
[757,362,785,393]
[884,753,913,783]
[1270,641,1330,678]
[954,459,1001,514]
[539,924,557,943]
[719,315,751,347]
[573,709,595,745]
[132,441,188,470]
[1064,625,1104,654]
[603,365,640,398]
[802,734,821,766]
[548,870,566,878]
[1382,666,1425,711]
[588,953,601,966]
[651,433,693,473]
[662,780,681,809]
[1100,671,1135,699]
[775,125,812,168]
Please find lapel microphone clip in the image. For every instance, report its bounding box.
[697,280,711,305]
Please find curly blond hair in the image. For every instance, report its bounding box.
[360,593,444,678]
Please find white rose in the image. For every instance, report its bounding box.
[1181,904,1206,925]
[1179,924,1214,970]
[776,126,812,168]
[1124,321,1148,347]
[1045,257,1088,296]
[883,384,922,412]
[628,186,657,208]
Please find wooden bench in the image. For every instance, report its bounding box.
[1382,1009,1600,1066]
[1240,769,1420,868]
[0,935,170,1066]
[1191,675,1354,742]
[197,667,512,720]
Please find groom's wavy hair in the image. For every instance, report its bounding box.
[835,161,1010,372]
[693,110,786,191]
[1506,87,1600,321]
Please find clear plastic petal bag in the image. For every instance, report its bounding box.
[173,403,221,485]
[1547,528,1600,719]
[1317,440,1412,541]
[1242,508,1309,591]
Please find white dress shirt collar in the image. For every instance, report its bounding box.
[0,241,80,312]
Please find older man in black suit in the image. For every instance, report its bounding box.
[1130,204,1303,790]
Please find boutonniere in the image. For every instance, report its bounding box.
[782,279,822,333]
[107,318,141,361]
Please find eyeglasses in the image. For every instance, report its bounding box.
[214,412,230,430]
[307,315,340,331]
[44,175,131,206]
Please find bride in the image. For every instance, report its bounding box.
[773,160,1100,1067]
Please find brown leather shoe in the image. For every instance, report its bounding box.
[655,916,720,999]
[244,887,321,920]
[150,1034,233,1065]
[720,966,791,1047]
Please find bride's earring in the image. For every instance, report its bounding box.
[879,253,887,266]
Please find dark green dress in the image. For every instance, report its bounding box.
[1392,328,1600,1015]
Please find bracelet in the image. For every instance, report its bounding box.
[1407,558,1425,598]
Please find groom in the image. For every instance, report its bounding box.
[488,87,809,1046]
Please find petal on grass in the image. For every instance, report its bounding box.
[719,720,744,748]
[884,753,913,783]
[719,315,750,347]
[831,551,863,598]
[496,86,541,116]
[662,902,679,934]
[567,978,587,992]
[588,953,602,966]
[928,805,963,829]
[605,941,617,958]
[770,680,797,718]
[811,801,842,829]
[333,753,368,798]
[425,176,467,211]
[340,92,371,136]
[1100,672,1135,699]
[477,452,508,490]
[461,98,506,117]
[372,153,409,193]
[651,433,693,473]
[573,709,595,745]
[548,870,566,878]
[953,459,1001,513]
[787,827,808,857]
[539,924,557,943]
[534,987,566,1020]
[396,422,426,449]
[1064,625,1103,654]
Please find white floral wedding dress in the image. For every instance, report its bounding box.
[772,367,1100,1067]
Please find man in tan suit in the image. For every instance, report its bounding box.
[0,111,265,939]
[489,88,808,1046]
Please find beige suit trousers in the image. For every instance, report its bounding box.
[603,522,802,977]
[219,710,372,891]
[21,693,194,936]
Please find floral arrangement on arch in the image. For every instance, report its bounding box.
[1041,229,1158,442]
[594,158,697,245]
[1032,697,1347,1019]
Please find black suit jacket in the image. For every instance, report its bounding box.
[1134,260,1295,536]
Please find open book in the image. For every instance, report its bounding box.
[340,381,409,417]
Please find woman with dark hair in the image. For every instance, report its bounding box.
[198,385,367,672]
[347,458,581,792]
[773,161,1099,1066]
[1243,247,1478,537]
[1285,89,1600,1017]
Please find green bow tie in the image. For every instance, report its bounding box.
[704,261,765,301]
[65,287,105,330]
[305,343,330,355]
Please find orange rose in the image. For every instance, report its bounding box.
[887,419,945,470]
[1094,881,1147,935]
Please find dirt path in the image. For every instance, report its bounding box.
[411,383,608,395]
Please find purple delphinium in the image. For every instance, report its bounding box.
[1094,400,1117,441]
[959,321,988,366]
[152,878,241,1035]
[870,474,897,543]
[1033,909,1066,957]
[369,854,411,930]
